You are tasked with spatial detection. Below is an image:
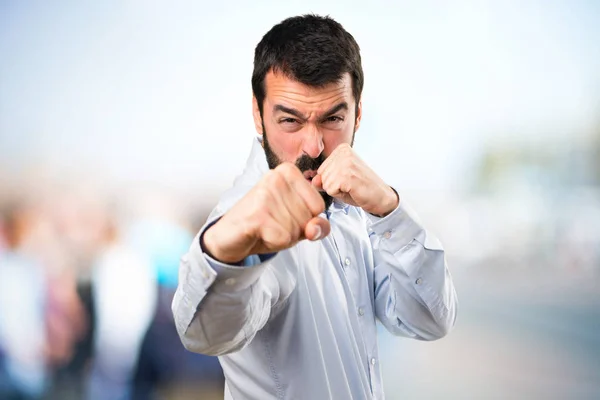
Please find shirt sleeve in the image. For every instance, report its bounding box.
[171,217,285,356]
[366,200,458,340]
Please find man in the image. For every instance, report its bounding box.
[172,14,458,400]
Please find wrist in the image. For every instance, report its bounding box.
[201,225,245,265]
[370,186,399,217]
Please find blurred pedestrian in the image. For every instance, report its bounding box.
[0,203,48,400]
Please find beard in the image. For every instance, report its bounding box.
[262,124,334,210]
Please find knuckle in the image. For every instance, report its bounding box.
[262,170,275,185]
[274,230,293,247]
[254,185,272,204]
[275,162,297,176]
[266,169,283,183]
[266,171,289,192]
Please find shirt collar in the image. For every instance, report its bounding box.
[329,199,350,215]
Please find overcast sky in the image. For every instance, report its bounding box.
[1,0,599,196]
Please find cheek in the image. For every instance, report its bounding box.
[323,128,354,155]
[268,129,304,160]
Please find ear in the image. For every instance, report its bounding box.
[252,96,263,136]
[354,100,362,132]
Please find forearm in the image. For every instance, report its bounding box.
[368,201,458,340]
[172,227,278,356]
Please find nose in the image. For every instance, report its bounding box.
[302,125,324,159]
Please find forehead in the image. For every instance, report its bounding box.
[264,71,354,112]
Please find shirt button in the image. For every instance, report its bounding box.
[371,357,376,366]
[383,231,392,239]
[358,307,365,316]
[344,257,351,267]
[225,278,236,286]
[415,278,423,285]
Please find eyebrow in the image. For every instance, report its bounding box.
[322,102,348,118]
[274,104,307,120]
[273,101,349,121]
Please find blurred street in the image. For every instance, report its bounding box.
[381,268,600,399]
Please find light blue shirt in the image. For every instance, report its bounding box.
[172,138,458,400]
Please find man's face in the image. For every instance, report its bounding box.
[253,71,362,208]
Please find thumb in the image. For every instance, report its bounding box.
[304,216,330,241]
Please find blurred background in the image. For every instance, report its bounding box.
[1,1,599,399]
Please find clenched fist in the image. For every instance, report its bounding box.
[311,144,399,217]
[202,163,331,264]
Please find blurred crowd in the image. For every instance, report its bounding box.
[0,178,224,400]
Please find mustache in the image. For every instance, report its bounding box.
[295,153,326,172]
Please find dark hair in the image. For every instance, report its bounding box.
[252,14,364,116]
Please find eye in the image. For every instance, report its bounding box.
[280,117,299,124]
[324,116,344,123]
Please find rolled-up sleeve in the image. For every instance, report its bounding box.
[367,202,458,341]
[172,218,282,356]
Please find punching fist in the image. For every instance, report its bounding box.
[203,163,331,264]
